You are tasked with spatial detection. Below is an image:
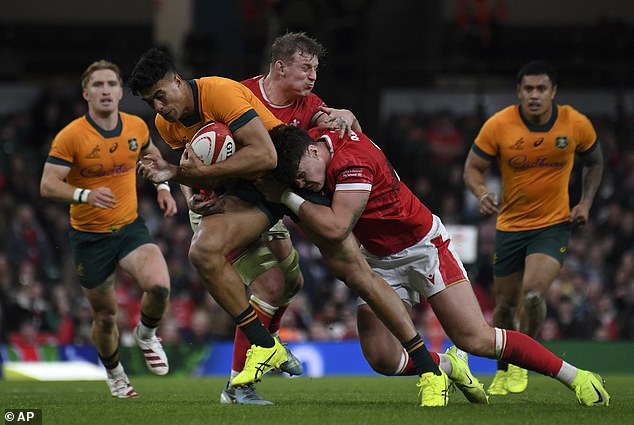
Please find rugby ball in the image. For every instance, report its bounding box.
[190,121,235,165]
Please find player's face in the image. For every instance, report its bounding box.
[295,145,327,192]
[517,74,557,124]
[140,74,190,122]
[83,69,122,115]
[280,51,318,98]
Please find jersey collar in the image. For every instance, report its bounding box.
[85,113,122,138]
[518,101,558,132]
[179,79,202,127]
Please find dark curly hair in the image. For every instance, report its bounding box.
[128,47,179,95]
[269,125,317,186]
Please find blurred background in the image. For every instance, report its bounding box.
[1,0,633,373]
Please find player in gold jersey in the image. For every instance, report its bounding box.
[40,60,177,398]
[129,48,466,406]
[463,61,604,395]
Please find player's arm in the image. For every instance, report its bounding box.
[463,149,499,215]
[140,138,177,217]
[285,189,369,244]
[570,143,604,225]
[40,162,114,208]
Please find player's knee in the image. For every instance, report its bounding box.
[93,310,117,333]
[147,284,170,301]
[523,290,545,309]
[189,237,223,272]
[280,248,301,289]
[364,351,397,376]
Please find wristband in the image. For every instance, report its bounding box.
[478,192,489,202]
[281,189,306,216]
[73,188,91,204]
[154,181,171,192]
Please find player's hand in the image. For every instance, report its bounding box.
[320,106,354,139]
[570,201,590,226]
[189,190,225,215]
[253,175,287,203]
[180,143,207,178]
[138,154,177,183]
[156,190,177,217]
[87,186,116,209]
[479,192,500,215]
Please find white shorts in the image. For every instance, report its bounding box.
[358,214,469,306]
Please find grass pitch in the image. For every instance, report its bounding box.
[1,375,632,425]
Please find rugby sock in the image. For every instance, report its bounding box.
[396,348,442,376]
[269,303,290,334]
[231,296,277,372]
[496,328,563,378]
[234,305,275,348]
[100,347,121,371]
[137,312,161,339]
[403,334,441,376]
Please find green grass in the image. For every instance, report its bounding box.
[1,375,632,425]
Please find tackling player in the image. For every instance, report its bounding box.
[262,124,610,407]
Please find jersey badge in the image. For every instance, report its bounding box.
[128,138,139,151]
[555,136,568,149]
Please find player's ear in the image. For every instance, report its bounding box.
[82,89,89,102]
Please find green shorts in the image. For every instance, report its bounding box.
[69,216,154,288]
[493,221,571,277]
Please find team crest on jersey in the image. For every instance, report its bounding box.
[86,145,101,158]
[128,138,139,151]
[555,136,568,149]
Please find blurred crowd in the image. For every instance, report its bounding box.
[1,83,633,354]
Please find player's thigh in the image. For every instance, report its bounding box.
[357,302,409,353]
[523,253,561,294]
[119,243,169,291]
[192,195,271,255]
[264,220,293,260]
[428,281,494,355]
[493,271,524,304]
[81,274,118,317]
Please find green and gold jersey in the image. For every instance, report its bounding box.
[155,76,283,151]
[473,103,597,231]
[46,113,150,232]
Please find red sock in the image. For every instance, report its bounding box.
[231,301,274,372]
[269,304,288,334]
[500,329,563,377]
[399,351,440,376]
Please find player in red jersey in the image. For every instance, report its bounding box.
[212,32,365,405]
[261,124,610,407]
[130,47,469,407]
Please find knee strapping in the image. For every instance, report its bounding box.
[279,248,300,288]
[232,243,278,286]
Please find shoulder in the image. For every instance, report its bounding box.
[55,116,88,141]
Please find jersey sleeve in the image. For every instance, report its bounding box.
[574,113,598,154]
[47,126,76,167]
[472,116,499,159]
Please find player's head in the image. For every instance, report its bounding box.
[270,125,329,192]
[515,60,558,122]
[81,60,123,115]
[269,32,325,97]
[129,47,188,122]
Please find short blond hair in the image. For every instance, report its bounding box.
[81,60,123,88]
